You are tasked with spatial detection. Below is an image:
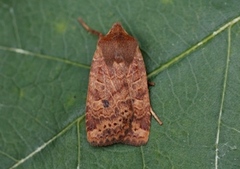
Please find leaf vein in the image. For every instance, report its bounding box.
[214,25,232,169]
[0,46,90,69]
[148,16,240,79]
[9,115,84,169]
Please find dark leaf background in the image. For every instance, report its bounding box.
[0,0,240,168]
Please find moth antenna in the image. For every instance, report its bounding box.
[150,108,163,125]
[78,18,103,37]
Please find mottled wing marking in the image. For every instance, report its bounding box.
[122,47,151,145]
[86,47,151,146]
[86,47,133,146]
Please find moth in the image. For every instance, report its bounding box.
[79,18,162,146]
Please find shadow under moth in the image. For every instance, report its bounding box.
[79,18,162,146]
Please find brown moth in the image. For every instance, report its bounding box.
[79,18,162,146]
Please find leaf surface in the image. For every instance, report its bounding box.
[0,0,240,168]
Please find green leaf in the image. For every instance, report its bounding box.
[0,0,240,168]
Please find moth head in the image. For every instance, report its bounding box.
[106,22,128,36]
